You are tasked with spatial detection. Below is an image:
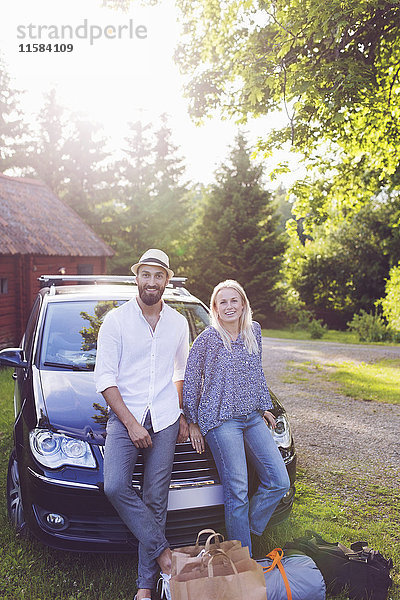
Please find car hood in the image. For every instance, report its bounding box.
[39,370,107,443]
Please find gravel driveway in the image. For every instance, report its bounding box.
[261,338,400,491]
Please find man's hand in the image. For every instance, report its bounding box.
[177,414,189,443]
[127,421,152,448]
[102,387,152,448]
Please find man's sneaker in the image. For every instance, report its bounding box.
[133,595,151,600]
[157,572,171,600]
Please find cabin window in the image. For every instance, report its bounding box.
[77,264,94,275]
[0,278,8,294]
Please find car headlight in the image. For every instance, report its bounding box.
[29,429,96,469]
[269,414,292,449]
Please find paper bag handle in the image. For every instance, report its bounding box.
[207,549,239,577]
[195,529,217,546]
[204,532,225,552]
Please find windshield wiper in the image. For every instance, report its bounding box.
[43,361,93,371]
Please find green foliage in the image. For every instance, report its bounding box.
[7,88,115,224]
[380,262,400,333]
[285,305,326,338]
[0,59,195,279]
[309,318,326,339]
[172,0,400,181]
[186,133,286,323]
[347,310,392,343]
[0,57,30,172]
[97,116,194,275]
[283,193,400,328]
[272,185,293,233]
[166,0,400,326]
[79,301,119,350]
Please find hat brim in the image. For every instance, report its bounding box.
[131,261,174,279]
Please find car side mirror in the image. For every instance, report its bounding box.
[0,348,29,369]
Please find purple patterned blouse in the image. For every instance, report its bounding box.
[182,322,273,435]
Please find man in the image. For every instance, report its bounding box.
[95,249,189,600]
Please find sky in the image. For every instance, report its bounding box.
[1,0,302,187]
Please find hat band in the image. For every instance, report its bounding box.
[140,257,169,271]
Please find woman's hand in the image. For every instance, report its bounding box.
[189,422,205,454]
[264,410,276,429]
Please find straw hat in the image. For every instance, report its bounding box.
[131,248,174,279]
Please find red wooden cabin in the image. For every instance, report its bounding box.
[0,173,113,348]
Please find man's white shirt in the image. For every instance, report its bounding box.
[95,297,189,432]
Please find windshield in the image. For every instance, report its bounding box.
[40,299,209,370]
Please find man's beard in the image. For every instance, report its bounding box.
[138,283,165,306]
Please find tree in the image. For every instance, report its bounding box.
[173,1,400,154]
[172,0,400,242]
[380,262,400,332]
[23,89,70,192]
[61,115,113,219]
[98,117,194,274]
[273,184,293,233]
[106,1,400,230]
[0,56,29,172]
[150,114,194,271]
[187,133,286,324]
[20,89,114,225]
[284,192,400,327]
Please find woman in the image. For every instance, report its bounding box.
[183,280,290,554]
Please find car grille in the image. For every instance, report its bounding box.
[99,441,220,488]
[34,504,224,548]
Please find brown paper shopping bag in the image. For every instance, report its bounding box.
[172,529,242,575]
[170,549,267,600]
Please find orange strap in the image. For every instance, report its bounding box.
[262,548,292,600]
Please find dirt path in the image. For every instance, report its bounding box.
[261,338,400,492]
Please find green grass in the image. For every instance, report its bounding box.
[0,368,399,599]
[327,359,400,404]
[289,359,400,405]
[0,368,139,600]
[259,471,400,599]
[262,327,400,345]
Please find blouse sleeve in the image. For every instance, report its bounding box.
[253,321,273,407]
[182,330,208,424]
[253,321,263,353]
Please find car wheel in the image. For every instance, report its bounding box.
[7,450,27,535]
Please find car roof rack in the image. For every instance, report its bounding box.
[38,275,187,289]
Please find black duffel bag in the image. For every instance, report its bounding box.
[283,530,393,600]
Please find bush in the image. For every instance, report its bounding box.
[309,318,326,339]
[347,310,392,342]
[290,309,314,331]
[380,262,400,333]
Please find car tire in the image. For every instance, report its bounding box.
[7,450,28,536]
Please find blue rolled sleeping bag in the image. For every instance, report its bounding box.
[257,553,326,600]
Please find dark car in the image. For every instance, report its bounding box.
[0,275,296,552]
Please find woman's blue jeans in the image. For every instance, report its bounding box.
[103,411,179,590]
[205,410,290,555]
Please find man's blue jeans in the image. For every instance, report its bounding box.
[205,410,290,555]
[104,411,179,590]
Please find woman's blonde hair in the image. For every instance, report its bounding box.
[210,279,259,354]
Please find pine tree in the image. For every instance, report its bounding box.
[151,114,192,272]
[0,56,28,173]
[104,117,193,274]
[26,89,69,192]
[21,89,114,226]
[188,133,286,324]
